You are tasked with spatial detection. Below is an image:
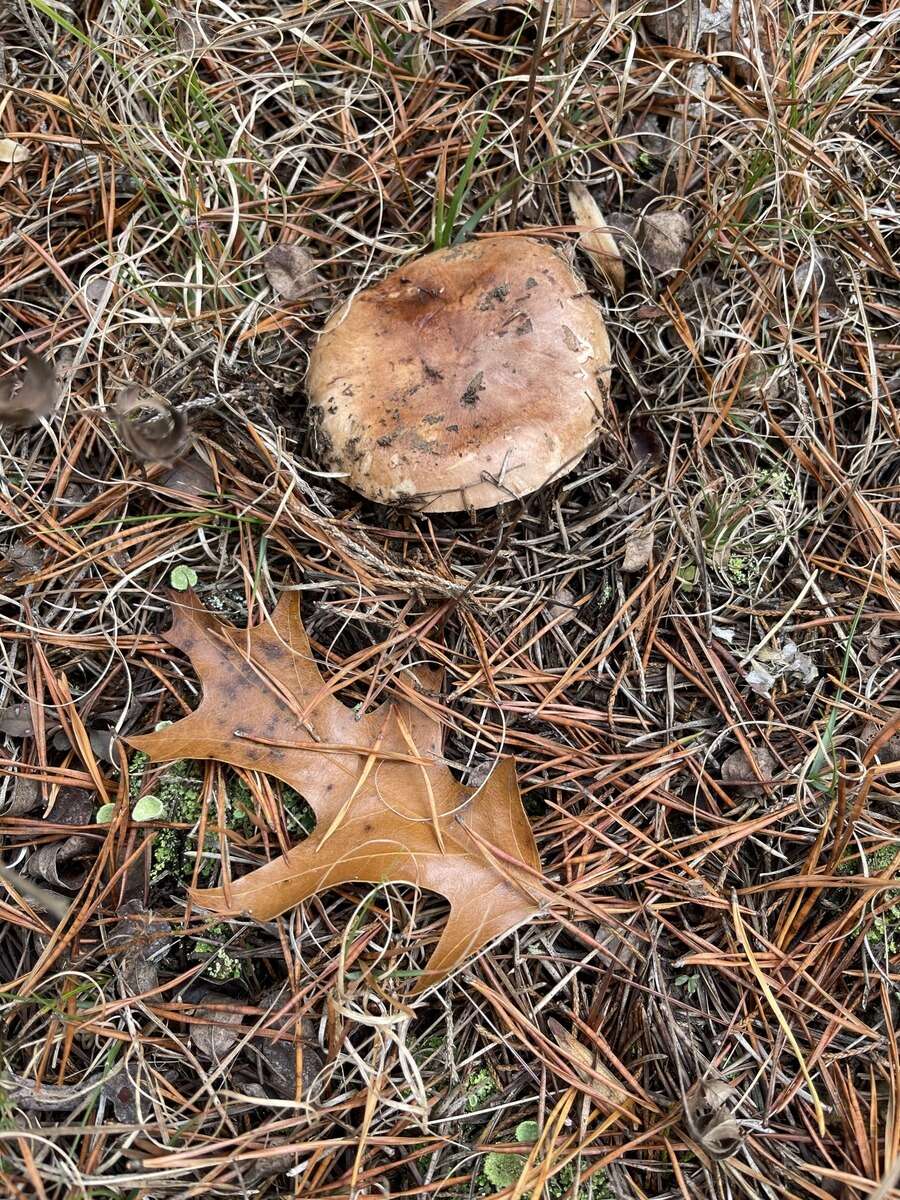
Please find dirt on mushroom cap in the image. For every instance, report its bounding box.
[307,236,612,512]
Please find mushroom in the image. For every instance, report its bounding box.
[307,236,611,512]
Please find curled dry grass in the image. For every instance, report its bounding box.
[1,0,899,1197]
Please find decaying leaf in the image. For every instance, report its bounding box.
[107,901,175,997]
[0,138,29,165]
[26,835,93,892]
[1,540,45,580]
[0,352,57,430]
[52,725,119,765]
[5,776,41,816]
[0,703,37,738]
[546,1016,628,1107]
[636,209,691,274]
[0,1073,97,1111]
[158,452,217,496]
[259,1037,322,1098]
[622,528,654,572]
[115,387,189,464]
[757,639,818,685]
[263,243,321,302]
[190,993,244,1060]
[101,1067,140,1122]
[642,0,694,41]
[792,248,842,312]
[129,594,542,992]
[628,417,663,464]
[720,745,777,799]
[744,660,777,697]
[169,7,212,52]
[568,183,625,295]
[253,989,320,1100]
[744,638,817,697]
[48,787,95,826]
[862,708,900,765]
[683,1077,742,1159]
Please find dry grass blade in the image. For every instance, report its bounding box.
[568,183,625,296]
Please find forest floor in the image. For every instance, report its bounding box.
[1,1,899,1198]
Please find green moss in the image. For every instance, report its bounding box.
[192,921,243,980]
[135,755,205,883]
[412,1032,444,1067]
[482,1153,525,1189]
[835,845,900,955]
[515,1119,539,1143]
[727,554,754,585]
[465,1066,498,1111]
[130,748,314,884]
[476,1152,610,1199]
[226,775,256,836]
[867,913,899,953]
[838,844,899,876]
[867,845,900,873]
[128,751,150,800]
[547,1163,611,1200]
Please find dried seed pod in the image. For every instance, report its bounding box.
[0,352,57,430]
[115,387,189,463]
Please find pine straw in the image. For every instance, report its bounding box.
[1,0,899,1197]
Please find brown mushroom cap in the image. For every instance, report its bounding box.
[307,236,612,512]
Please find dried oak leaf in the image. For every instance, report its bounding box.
[128,594,541,992]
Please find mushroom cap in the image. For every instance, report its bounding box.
[307,236,611,512]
